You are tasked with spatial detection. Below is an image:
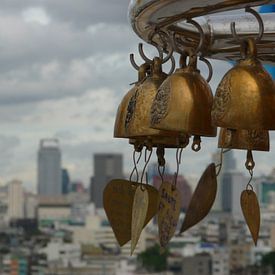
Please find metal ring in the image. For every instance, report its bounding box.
[231,7,264,43]
[199,57,213,83]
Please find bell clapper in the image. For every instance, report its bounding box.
[192,135,201,152]
[245,149,255,192]
[157,145,166,183]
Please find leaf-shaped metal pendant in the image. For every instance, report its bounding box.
[180,163,217,233]
[158,181,181,248]
[103,179,159,247]
[131,186,149,255]
[240,189,260,245]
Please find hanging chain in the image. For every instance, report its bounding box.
[173,147,184,190]
[129,149,143,182]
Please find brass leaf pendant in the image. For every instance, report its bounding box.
[240,189,260,245]
[158,181,181,248]
[180,163,217,233]
[131,185,149,255]
[103,179,159,247]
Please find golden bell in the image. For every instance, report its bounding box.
[113,63,149,138]
[125,57,189,148]
[150,54,217,137]
[218,128,269,151]
[212,38,275,130]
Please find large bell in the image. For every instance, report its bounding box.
[114,63,148,138]
[150,54,217,137]
[212,38,275,130]
[218,128,269,151]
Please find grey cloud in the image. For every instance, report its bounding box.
[0,1,130,27]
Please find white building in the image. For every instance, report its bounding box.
[7,180,24,221]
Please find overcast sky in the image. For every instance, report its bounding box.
[0,1,273,191]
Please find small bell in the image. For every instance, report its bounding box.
[212,38,275,130]
[150,53,217,137]
[218,128,270,151]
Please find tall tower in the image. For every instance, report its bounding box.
[8,180,24,221]
[38,139,62,196]
[91,154,123,208]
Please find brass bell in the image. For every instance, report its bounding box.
[113,62,149,138]
[125,56,189,148]
[150,53,217,137]
[212,38,275,130]
[218,128,269,151]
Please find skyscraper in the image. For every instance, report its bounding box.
[91,153,123,208]
[62,168,70,194]
[38,139,62,196]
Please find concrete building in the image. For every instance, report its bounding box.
[38,196,71,228]
[7,180,24,221]
[38,139,62,196]
[181,253,212,275]
[90,154,123,208]
[24,192,38,219]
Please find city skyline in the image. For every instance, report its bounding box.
[0,1,274,191]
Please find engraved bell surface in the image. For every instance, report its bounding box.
[124,57,189,148]
[114,63,148,138]
[212,38,275,130]
[150,55,217,137]
[218,128,270,151]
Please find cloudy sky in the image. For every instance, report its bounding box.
[0,1,273,191]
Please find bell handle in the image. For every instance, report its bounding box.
[231,7,264,43]
[199,56,213,83]
[240,38,257,59]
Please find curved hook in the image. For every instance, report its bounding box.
[148,30,173,64]
[173,147,183,190]
[199,57,213,83]
[231,7,264,43]
[186,19,205,55]
[141,148,153,184]
[129,149,143,182]
[130,53,140,71]
[168,54,176,75]
[138,43,163,64]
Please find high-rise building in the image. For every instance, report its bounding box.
[62,168,70,194]
[37,139,62,196]
[91,154,123,208]
[212,150,247,217]
[8,180,24,221]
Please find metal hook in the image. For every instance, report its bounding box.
[130,53,140,71]
[167,54,176,75]
[173,147,183,189]
[129,149,143,182]
[141,148,153,184]
[231,7,264,43]
[199,56,213,83]
[216,148,231,177]
[158,164,165,183]
[138,43,163,64]
[148,30,174,64]
[246,169,254,192]
[186,19,205,55]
